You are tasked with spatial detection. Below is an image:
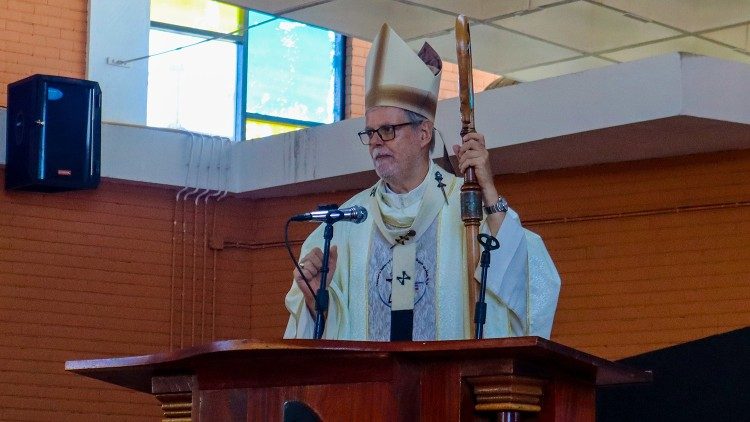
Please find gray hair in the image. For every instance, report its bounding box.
[403,109,436,152]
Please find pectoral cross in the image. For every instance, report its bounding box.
[435,171,448,204]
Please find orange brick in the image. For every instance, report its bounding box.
[66,40,87,53]
[8,0,36,13]
[48,15,81,30]
[23,33,47,46]
[60,29,86,42]
[2,42,34,54]
[4,61,32,75]
[2,7,24,21]
[0,30,23,42]
[44,36,77,50]
[55,7,86,22]
[47,0,87,12]
[16,53,46,67]
[350,75,364,83]
[33,44,60,58]
[5,19,33,34]
[58,49,82,63]
[33,3,57,17]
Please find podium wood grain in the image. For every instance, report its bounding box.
[66,337,650,421]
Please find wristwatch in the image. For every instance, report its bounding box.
[483,196,508,215]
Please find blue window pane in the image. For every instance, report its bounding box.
[246,11,337,124]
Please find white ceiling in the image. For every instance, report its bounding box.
[224,0,750,81]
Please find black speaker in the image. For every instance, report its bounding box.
[5,74,101,192]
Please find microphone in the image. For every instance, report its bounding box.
[291,205,368,224]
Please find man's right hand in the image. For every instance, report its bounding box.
[293,246,338,316]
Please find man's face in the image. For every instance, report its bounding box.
[365,107,429,188]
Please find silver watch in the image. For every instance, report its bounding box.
[483,196,508,215]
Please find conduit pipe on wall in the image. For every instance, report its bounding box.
[170,131,198,351]
[202,136,227,342]
[211,137,231,340]
[192,134,216,346]
[197,136,218,343]
[167,131,232,349]
[181,133,206,348]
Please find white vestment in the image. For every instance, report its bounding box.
[284,164,560,340]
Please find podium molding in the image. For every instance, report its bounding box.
[66,337,650,421]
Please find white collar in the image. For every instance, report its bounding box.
[381,165,431,210]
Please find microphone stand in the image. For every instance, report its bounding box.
[475,233,500,339]
[313,217,335,339]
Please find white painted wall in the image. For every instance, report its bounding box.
[681,54,750,124]
[230,53,689,193]
[87,0,150,125]
[101,124,232,190]
[2,54,750,197]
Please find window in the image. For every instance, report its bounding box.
[245,11,344,139]
[148,29,238,137]
[147,0,345,141]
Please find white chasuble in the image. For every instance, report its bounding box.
[367,174,444,341]
[284,163,561,341]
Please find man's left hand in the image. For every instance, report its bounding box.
[452,131,498,203]
[453,131,504,235]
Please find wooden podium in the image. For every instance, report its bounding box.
[65,337,650,421]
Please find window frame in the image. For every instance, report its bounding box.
[148,21,243,139]
[149,5,346,141]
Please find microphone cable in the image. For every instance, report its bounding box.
[284,219,317,299]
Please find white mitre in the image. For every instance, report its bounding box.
[365,23,442,122]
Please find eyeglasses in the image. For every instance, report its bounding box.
[357,121,420,145]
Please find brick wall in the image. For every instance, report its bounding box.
[0,176,265,420]
[1,2,749,419]
[0,0,87,106]
[503,150,750,359]
[2,150,749,419]
[238,150,750,361]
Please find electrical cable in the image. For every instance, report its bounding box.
[112,17,278,66]
[284,219,316,300]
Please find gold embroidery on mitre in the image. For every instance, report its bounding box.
[365,23,442,121]
[365,86,437,122]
